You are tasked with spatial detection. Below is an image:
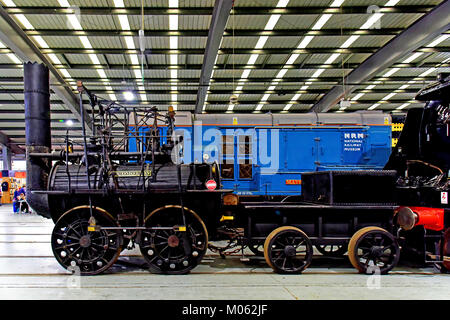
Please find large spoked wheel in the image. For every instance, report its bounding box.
[348,226,400,275]
[139,205,208,275]
[264,226,313,274]
[315,244,347,257]
[436,228,450,273]
[51,206,123,275]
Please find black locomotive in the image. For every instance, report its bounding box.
[25,62,450,275]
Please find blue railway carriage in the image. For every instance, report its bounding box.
[129,111,392,196]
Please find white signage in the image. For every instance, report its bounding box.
[441,192,448,204]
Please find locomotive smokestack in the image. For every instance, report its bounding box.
[24,62,51,218]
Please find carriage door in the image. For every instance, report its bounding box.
[220,132,254,191]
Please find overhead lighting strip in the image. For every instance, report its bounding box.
[56,0,117,99]
[1,0,76,88]
[167,0,179,110]
[113,0,147,102]
[355,35,449,111]
[226,0,289,113]
[254,0,345,113]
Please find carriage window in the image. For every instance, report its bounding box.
[238,135,252,155]
[222,135,234,155]
[238,135,252,179]
[221,163,234,179]
[239,160,252,179]
[221,135,234,179]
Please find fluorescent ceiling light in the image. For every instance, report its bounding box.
[235,86,243,91]
[291,93,301,100]
[123,91,135,101]
[368,103,380,110]
[402,52,423,63]
[15,14,33,29]
[58,0,70,6]
[66,119,74,126]
[360,13,383,30]
[130,54,139,65]
[385,0,400,6]
[298,36,314,48]
[169,15,178,30]
[97,69,107,78]
[276,0,289,7]
[48,53,61,64]
[382,68,400,77]
[427,34,449,47]
[79,36,93,49]
[330,0,345,7]
[170,36,178,49]
[125,36,135,49]
[396,103,410,110]
[2,0,16,6]
[89,54,101,65]
[60,69,71,78]
[134,69,142,79]
[311,69,325,78]
[341,35,359,48]
[170,54,178,65]
[325,53,340,64]
[264,15,280,31]
[227,104,234,111]
[168,0,178,7]
[312,14,332,30]
[286,54,299,65]
[7,53,21,64]
[276,69,288,78]
[68,15,83,30]
[247,54,259,65]
[170,70,178,78]
[260,94,270,102]
[113,0,125,7]
[255,104,264,111]
[118,15,130,30]
[283,104,292,111]
[254,36,268,49]
[419,68,436,77]
[33,36,49,48]
[241,70,251,79]
[351,93,364,101]
[109,93,117,100]
[382,93,396,100]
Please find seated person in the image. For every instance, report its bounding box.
[13,186,26,213]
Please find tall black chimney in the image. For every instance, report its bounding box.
[24,62,51,218]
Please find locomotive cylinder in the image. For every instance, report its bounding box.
[24,62,51,218]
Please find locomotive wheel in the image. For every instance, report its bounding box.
[315,244,347,257]
[263,226,313,274]
[437,228,450,273]
[348,226,400,275]
[51,206,123,275]
[139,205,208,275]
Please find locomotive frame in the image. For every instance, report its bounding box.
[24,62,449,276]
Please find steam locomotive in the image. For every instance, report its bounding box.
[25,62,449,275]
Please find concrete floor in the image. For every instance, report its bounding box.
[0,204,449,300]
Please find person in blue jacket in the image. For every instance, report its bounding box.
[12,186,25,213]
